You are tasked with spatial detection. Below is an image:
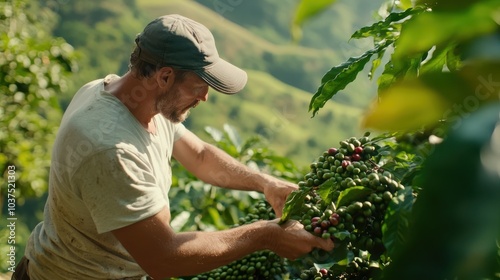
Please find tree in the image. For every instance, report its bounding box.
[0,0,77,271]
[0,0,77,205]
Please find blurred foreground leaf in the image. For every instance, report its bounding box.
[291,0,339,42]
[362,80,449,131]
[363,61,500,131]
[394,0,500,59]
[380,103,500,280]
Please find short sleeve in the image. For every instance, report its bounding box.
[173,122,186,141]
[74,148,167,234]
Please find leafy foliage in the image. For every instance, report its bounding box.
[293,0,500,279]
[381,186,414,258]
[306,0,500,127]
[306,4,424,117]
[381,103,500,280]
[0,0,77,202]
[309,40,393,117]
[393,0,499,60]
[350,7,423,42]
[0,0,77,273]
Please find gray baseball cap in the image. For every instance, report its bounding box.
[135,14,247,95]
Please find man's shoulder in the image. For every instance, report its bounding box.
[55,77,148,164]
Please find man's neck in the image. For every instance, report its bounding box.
[104,71,158,133]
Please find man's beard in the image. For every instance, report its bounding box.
[155,87,196,123]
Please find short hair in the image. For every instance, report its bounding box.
[129,45,190,81]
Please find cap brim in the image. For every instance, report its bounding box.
[195,58,247,95]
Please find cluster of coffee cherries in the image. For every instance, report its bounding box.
[187,200,287,280]
[289,133,406,280]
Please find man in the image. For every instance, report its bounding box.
[15,14,333,280]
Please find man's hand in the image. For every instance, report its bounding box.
[262,175,298,217]
[265,219,334,260]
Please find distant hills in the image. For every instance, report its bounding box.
[53,0,383,167]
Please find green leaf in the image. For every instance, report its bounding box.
[314,262,335,270]
[207,207,226,229]
[368,48,386,80]
[381,159,421,187]
[381,103,500,279]
[446,45,462,71]
[309,40,393,117]
[223,123,242,152]
[394,0,500,59]
[419,44,456,74]
[204,126,223,142]
[308,238,353,265]
[363,79,450,131]
[377,53,422,93]
[316,178,338,204]
[366,60,500,132]
[369,132,398,143]
[240,136,262,155]
[351,8,423,40]
[336,186,373,207]
[382,187,415,258]
[333,230,352,241]
[280,188,311,223]
[291,0,339,41]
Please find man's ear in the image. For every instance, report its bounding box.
[156,67,175,89]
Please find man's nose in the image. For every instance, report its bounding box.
[198,88,209,102]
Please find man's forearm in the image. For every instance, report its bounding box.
[172,132,297,216]
[152,220,273,278]
[187,143,269,192]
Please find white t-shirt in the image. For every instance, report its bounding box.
[25,75,186,279]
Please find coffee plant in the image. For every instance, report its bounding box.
[281,132,411,280]
[289,0,500,278]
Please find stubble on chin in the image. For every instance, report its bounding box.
[159,106,190,124]
[155,94,182,123]
[155,88,195,124]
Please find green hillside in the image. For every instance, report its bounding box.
[185,70,364,166]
